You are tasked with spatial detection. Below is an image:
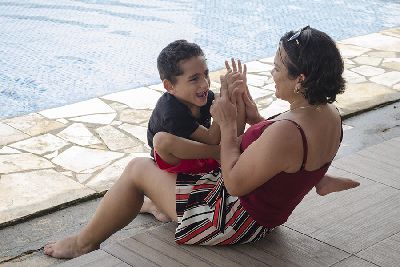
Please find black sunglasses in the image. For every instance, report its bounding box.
[287,25,310,45]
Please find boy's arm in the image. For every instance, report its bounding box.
[153,132,219,165]
[189,120,221,145]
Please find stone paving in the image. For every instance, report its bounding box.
[1,28,400,227]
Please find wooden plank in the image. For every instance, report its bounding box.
[106,236,184,267]
[358,141,400,167]
[137,231,212,267]
[356,231,400,266]
[151,225,243,267]
[333,150,400,189]
[57,249,129,267]
[104,242,157,267]
[286,166,400,253]
[248,227,348,267]
[332,256,376,267]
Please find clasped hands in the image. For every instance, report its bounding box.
[210,58,260,127]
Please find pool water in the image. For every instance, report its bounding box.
[0,0,399,119]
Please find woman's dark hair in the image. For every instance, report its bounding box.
[280,27,345,104]
[157,40,205,84]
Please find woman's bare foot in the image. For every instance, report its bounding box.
[140,197,171,222]
[316,176,360,196]
[44,235,99,259]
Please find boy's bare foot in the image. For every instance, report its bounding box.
[316,176,360,196]
[140,197,171,223]
[44,235,99,259]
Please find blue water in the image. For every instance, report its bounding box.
[0,0,399,119]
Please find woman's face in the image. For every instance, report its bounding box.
[270,46,298,101]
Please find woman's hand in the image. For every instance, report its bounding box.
[210,74,241,128]
[242,83,263,125]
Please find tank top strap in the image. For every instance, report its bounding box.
[274,119,308,170]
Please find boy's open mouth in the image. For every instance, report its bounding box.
[196,91,208,97]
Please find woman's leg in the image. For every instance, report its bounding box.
[44,157,177,259]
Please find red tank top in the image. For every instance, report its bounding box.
[239,119,334,228]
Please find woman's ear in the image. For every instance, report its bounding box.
[297,74,306,85]
[163,79,174,94]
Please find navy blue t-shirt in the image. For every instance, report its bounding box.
[147,91,215,157]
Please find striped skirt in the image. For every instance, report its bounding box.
[175,168,273,245]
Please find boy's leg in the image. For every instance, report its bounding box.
[44,158,177,259]
[153,132,219,165]
[315,174,360,196]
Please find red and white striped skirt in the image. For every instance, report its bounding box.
[175,168,273,245]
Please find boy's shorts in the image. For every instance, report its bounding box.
[154,150,220,174]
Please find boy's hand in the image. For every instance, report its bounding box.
[224,58,247,101]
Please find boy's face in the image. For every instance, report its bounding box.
[167,56,210,110]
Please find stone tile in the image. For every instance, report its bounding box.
[119,109,152,125]
[337,43,370,58]
[341,33,400,52]
[343,58,355,65]
[382,58,400,71]
[44,150,59,159]
[39,98,115,119]
[51,146,124,173]
[258,57,274,64]
[9,134,69,155]
[111,120,123,126]
[259,99,289,119]
[210,82,221,94]
[148,83,165,93]
[96,125,143,151]
[2,113,64,136]
[246,60,273,73]
[108,102,129,112]
[380,27,400,38]
[248,86,274,100]
[0,153,53,174]
[76,173,93,184]
[57,123,102,146]
[343,70,367,84]
[336,82,400,116]
[0,169,95,224]
[86,155,135,192]
[247,74,267,87]
[209,68,226,83]
[370,71,400,87]
[119,124,148,145]
[0,146,21,154]
[352,56,382,66]
[367,51,398,58]
[357,232,400,267]
[101,87,162,109]
[70,113,116,125]
[56,118,69,124]
[350,65,385,77]
[0,123,29,146]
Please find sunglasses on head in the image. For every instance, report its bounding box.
[287,25,310,45]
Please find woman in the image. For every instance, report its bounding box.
[45,26,355,257]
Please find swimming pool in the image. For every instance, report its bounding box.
[0,0,399,119]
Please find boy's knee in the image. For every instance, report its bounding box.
[153,132,174,152]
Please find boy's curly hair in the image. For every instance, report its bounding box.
[157,40,204,84]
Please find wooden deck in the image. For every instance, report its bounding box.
[58,137,400,267]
